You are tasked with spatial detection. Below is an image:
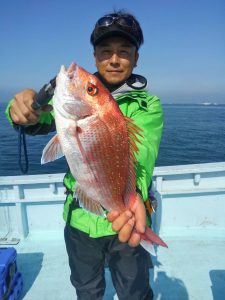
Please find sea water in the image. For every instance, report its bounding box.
[0,103,225,176]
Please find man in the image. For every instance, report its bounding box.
[6,10,163,300]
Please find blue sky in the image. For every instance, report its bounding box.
[0,0,224,103]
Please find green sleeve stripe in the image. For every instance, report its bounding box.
[5,99,54,126]
[5,99,14,125]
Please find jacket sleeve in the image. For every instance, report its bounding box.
[130,95,163,200]
[5,99,56,135]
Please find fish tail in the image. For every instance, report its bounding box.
[140,227,168,256]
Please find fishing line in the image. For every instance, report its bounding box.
[18,125,29,174]
[17,76,56,174]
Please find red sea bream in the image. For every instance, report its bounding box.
[41,63,167,255]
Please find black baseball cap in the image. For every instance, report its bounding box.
[90,12,144,49]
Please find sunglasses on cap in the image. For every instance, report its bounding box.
[96,15,138,32]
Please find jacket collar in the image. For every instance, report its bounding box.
[94,72,148,97]
[112,74,148,98]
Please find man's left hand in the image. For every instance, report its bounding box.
[107,194,146,247]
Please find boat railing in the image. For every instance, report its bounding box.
[0,162,225,242]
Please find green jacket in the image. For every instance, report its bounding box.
[5,88,163,238]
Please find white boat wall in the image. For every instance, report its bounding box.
[0,162,225,299]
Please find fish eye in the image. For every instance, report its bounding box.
[87,83,98,96]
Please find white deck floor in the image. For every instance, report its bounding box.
[14,234,225,300]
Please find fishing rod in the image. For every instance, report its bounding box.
[18,77,56,174]
[31,77,56,110]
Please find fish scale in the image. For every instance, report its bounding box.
[78,117,128,211]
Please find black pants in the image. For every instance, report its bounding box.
[64,225,153,300]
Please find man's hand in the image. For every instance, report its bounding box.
[107,194,146,247]
[10,89,52,125]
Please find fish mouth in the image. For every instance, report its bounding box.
[55,62,91,121]
[65,63,84,91]
[59,62,79,84]
[54,63,80,120]
[66,62,78,78]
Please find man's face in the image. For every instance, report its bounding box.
[94,36,139,85]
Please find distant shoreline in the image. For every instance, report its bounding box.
[1,92,225,106]
[162,103,225,106]
[1,98,225,106]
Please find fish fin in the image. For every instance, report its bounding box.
[123,117,143,207]
[41,134,64,164]
[75,186,105,217]
[140,240,156,256]
[124,116,143,147]
[140,226,168,255]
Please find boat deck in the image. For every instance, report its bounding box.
[14,234,225,300]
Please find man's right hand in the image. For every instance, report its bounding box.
[10,89,53,125]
